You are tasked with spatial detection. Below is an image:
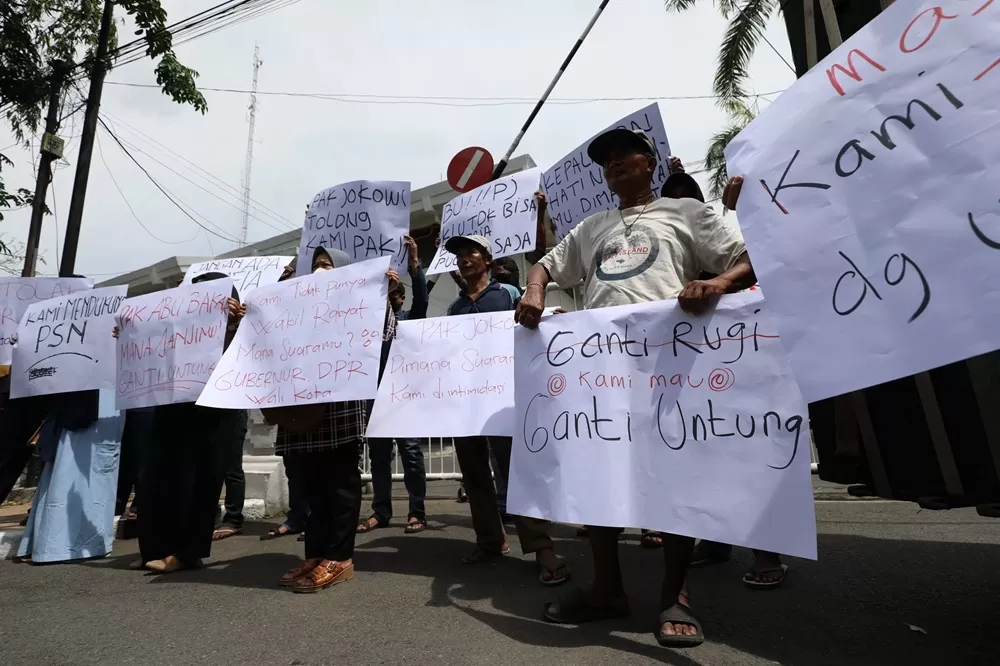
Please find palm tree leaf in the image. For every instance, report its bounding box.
[714,0,777,103]
[663,0,702,12]
[704,113,755,202]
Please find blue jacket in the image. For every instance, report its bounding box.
[447,279,520,315]
[397,264,429,321]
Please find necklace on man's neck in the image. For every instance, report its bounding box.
[619,194,657,237]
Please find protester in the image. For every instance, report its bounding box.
[661,157,788,588]
[262,258,310,542]
[132,274,247,574]
[444,233,569,586]
[17,387,125,563]
[360,236,429,535]
[212,427,247,541]
[115,407,155,539]
[516,128,755,647]
[265,246,370,593]
[0,369,49,506]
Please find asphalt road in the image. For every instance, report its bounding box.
[0,496,997,666]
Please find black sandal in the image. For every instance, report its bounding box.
[260,524,301,541]
[656,603,704,648]
[543,588,630,624]
[356,515,384,533]
[404,515,427,534]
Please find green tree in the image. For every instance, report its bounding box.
[664,0,777,193]
[0,0,207,239]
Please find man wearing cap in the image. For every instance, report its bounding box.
[445,233,570,586]
[516,128,755,647]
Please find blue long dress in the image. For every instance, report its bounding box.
[17,389,125,562]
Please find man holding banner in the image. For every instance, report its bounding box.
[516,127,754,646]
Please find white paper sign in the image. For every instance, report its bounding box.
[10,286,127,398]
[1,277,93,366]
[183,256,292,298]
[196,256,389,409]
[543,103,672,240]
[297,180,410,275]
[725,0,1000,402]
[508,290,816,559]
[114,279,234,409]
[426,167,542,275]
[367,312,516,438]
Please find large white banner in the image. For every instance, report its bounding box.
[543,103,672,240]
[1,277,92,366]
[183,256,292,298]
[10,286,126,398]
[427,167,542,275]
[508,291,816,559]
[367,311,516,438]
[197,256,389,409]
[725,0,1000,402]
[297,180,410,275]
[115,279,234,409]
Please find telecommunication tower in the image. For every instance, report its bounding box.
[239,44,262,247]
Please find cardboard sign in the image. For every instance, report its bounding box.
[543,103,671,240]
[0,277,93,366]
[197,257,389,409]
[508,291,816,559]
[114,280,234,409]
[725,0,1000,401]
[427,167,542,275]
[183,256,292,298]
[10,286,126,398]
[297,180,410,274]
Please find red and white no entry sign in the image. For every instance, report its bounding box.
[447,146,494,193]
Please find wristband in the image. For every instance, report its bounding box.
[526,281,545,291]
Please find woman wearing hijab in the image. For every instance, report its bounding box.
[15,386,124,562]
[134,273,247,573]
[265,246,386,593]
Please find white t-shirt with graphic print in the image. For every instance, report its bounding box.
[538,197,747,310]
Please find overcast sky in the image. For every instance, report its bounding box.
[1,0,796,280]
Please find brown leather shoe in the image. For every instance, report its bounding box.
[291,560,354,593]
[279,558,321,587]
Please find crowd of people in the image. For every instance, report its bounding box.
[0,125,775,648]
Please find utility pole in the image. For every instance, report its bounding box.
[59,0,114,277]
[239,44,262,248]
[21,62,69,277]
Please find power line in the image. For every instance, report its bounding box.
[104,80,787,107]
[101,111,296,230]
[101,116,296,237]
[96,131,200,245]
[98,117,242,244]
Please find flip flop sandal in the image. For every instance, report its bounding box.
[297,533,306,542]
[212,526,242,541]
[743,564,789,590]
[640,531,664,549]
[538,562,571,587]
[404,517,427,534]
[543,588,630,624]
[356,515,385,533]
[656,603,705,648]
[462,543,509,564]
[260,524,301,541]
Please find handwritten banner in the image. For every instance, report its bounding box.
[1,277,93,366]
[10,286,126,398]
[367,311,516,438]
[114,279,234,410]
[297,180,410,274]
[426,167,542,275]
[543,103,671,240]
[507,291,816,559]
[725,0,1000,402]
[196,256,389,409]
[183,256,292,298]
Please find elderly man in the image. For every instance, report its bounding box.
[516,128,755,648]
